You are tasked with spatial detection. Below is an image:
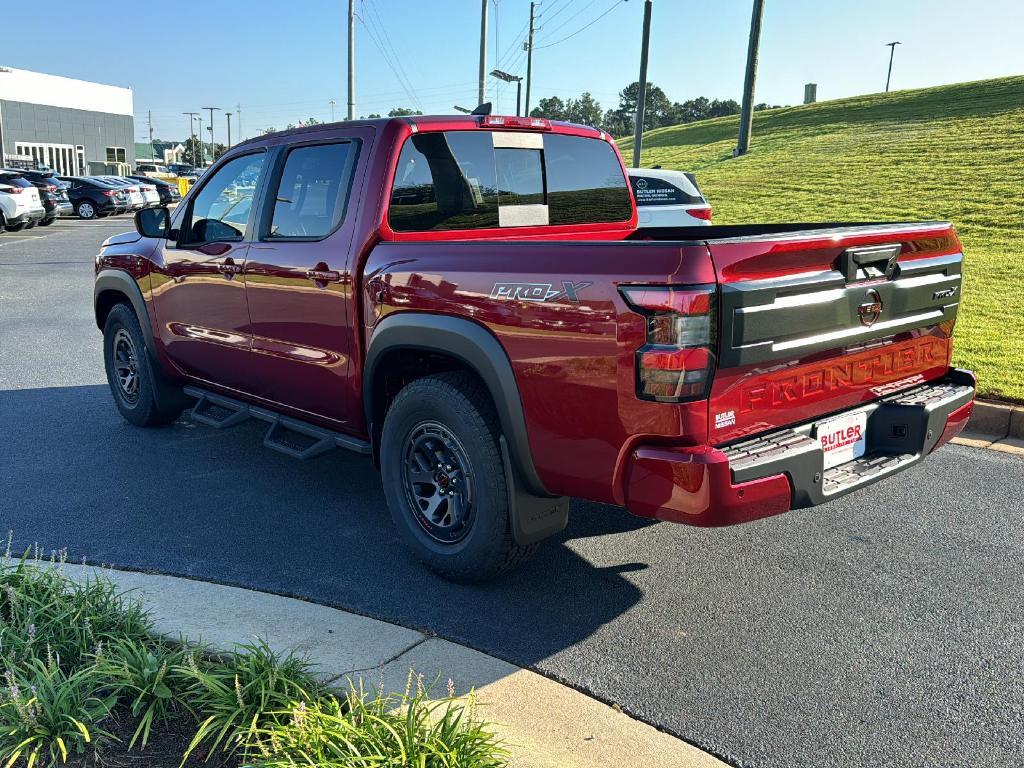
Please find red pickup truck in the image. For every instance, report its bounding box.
[94,114,975,581]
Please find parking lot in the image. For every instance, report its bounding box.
[1,218,1023,768]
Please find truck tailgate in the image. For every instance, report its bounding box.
[705,223,964,445]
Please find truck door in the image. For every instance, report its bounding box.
[152,151,267,390]
[241,133,368,424]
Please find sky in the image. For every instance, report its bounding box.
[4,0,1022,143]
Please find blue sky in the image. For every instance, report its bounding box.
[5,0,1022,142]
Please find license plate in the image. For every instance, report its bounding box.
[815,411,868,470]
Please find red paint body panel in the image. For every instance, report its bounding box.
[931,399,974,452]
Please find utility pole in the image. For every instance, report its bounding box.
[524,1,536,115]
[885,41,901,92]
[329,99,336,121]
[347,0,356,120]
[147,110,155,160]
[478,0,489,107]
[735,0,766,157]
[182,112,198,166]
[203,107,220,163]
[225,112,233,148]
[631,0,653,168]
[236,104,243,141]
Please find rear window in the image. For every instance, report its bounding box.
[0,175,31,187]
[388,130,631,232]
[630,175,704,207]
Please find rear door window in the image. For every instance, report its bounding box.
[387,130,631,232]
[630,175,704,206]
[266,141,359,239]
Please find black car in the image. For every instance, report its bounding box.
[3,168,74,224]
[127,175,181,206]
[58,176,130,219]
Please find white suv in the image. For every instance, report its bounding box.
[628,168,713,227]
[0,173,46,233]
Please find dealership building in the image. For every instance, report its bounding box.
[0,66,135,175]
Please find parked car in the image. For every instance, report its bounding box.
[107,176,160,208]
[167,163,196,178]
[128,175,181,206]
[628,168,713,227]
[136,162,169,175]
[94,114,975,582]
[0,171,46,232]
[95,177,145,211]
[59,176,129,218]
[3,168,74,224]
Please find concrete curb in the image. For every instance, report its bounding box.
[953,399,1024,454]
[50,564,726,768]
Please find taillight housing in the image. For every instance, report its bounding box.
[620,284,717,402]
[688,206,713,221]
[102,189,118,197]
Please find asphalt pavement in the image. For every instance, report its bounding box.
[2,217,1022,768]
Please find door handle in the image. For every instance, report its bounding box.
[306,268,341,283]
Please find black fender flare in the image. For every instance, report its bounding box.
[94,270,157,352]
[364,313,549,499]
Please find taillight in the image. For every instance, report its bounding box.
[103,189,118,197]
[45,185,57,192]
[620,284,717,402]
[482,115,550,129]
[7,187,25,194]
[689,206,713,221]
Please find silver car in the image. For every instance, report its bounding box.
[628,168,713,227]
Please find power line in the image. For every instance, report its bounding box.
[363,0,424,111]
[357,6,423,111]
[535,0,596,42]
[535,0,624,49]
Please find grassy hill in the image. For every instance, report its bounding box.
[619,77,1024,401]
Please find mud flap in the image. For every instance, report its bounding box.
[499,435,569,545]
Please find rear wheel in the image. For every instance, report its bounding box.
[38,217,55,227]
[7,223,25,232]
[380,372,536,582]
[77,200,97,219]
[103,303,183,427]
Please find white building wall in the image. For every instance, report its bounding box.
[0,66,133,116]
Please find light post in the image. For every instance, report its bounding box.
[490,70,524,116]
[885,41,901,92]
[203,107,221,163]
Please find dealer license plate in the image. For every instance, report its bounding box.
[815,411,868,470]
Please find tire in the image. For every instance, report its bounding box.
[102,303,183,427]
[77,200,97,219]
[7,223,25,232]
[38,217,55,227]
[0,213,5,235]
[380,372,536,582]
[24,220,36,230]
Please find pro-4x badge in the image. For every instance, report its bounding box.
[490,281,592,303]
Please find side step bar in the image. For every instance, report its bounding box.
[184,386,371,460]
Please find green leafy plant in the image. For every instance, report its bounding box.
[249,680,508,768]
[0,658,116,767]
[179,639,317,763]
[95,638,190,750]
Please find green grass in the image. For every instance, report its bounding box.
[619,76,1024,401]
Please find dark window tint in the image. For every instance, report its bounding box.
[543,134,632,225]
[389,132,499,232]
[268,142,358,239]
[183,153,265,244]
[388,130,631,232]
[630,175,704,206]
[0,175,31,188]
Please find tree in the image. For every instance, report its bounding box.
[285,117,323,130]
[181,137,204,166]
[564,92,603,126]
[529,96,568,120]
[615,81,673,131]
[708,98,741,118]
[388,107,422,117]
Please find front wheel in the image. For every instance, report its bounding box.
[38,218,55,227]
[77,201,97,219]
[103,303,183,427]
[380,372,536,582]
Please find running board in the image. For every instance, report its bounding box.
[183,386,371,459]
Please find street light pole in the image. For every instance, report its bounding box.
[225,112,233,148]
[478,0,489,107]
[735,0,766,157]
[182,112,198,166]
[347,0,356,120]
[490,69,523,117]
[885,41,901,92]
[631,0,653,168]
[329,99,336,122]
[203,107,221,163]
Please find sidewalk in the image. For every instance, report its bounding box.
[58,564,726,768]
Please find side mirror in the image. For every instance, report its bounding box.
[135,206,170,239]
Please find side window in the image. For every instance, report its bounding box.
[543,134,632,225]
[267,142,358,239]
[630,175,703,207]
[388,132,498,232]
[182,153,265,245]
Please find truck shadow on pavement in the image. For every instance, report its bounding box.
[1,384,652,675]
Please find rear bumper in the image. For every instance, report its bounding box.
[8,208,46,225]
[624,368,976,526]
